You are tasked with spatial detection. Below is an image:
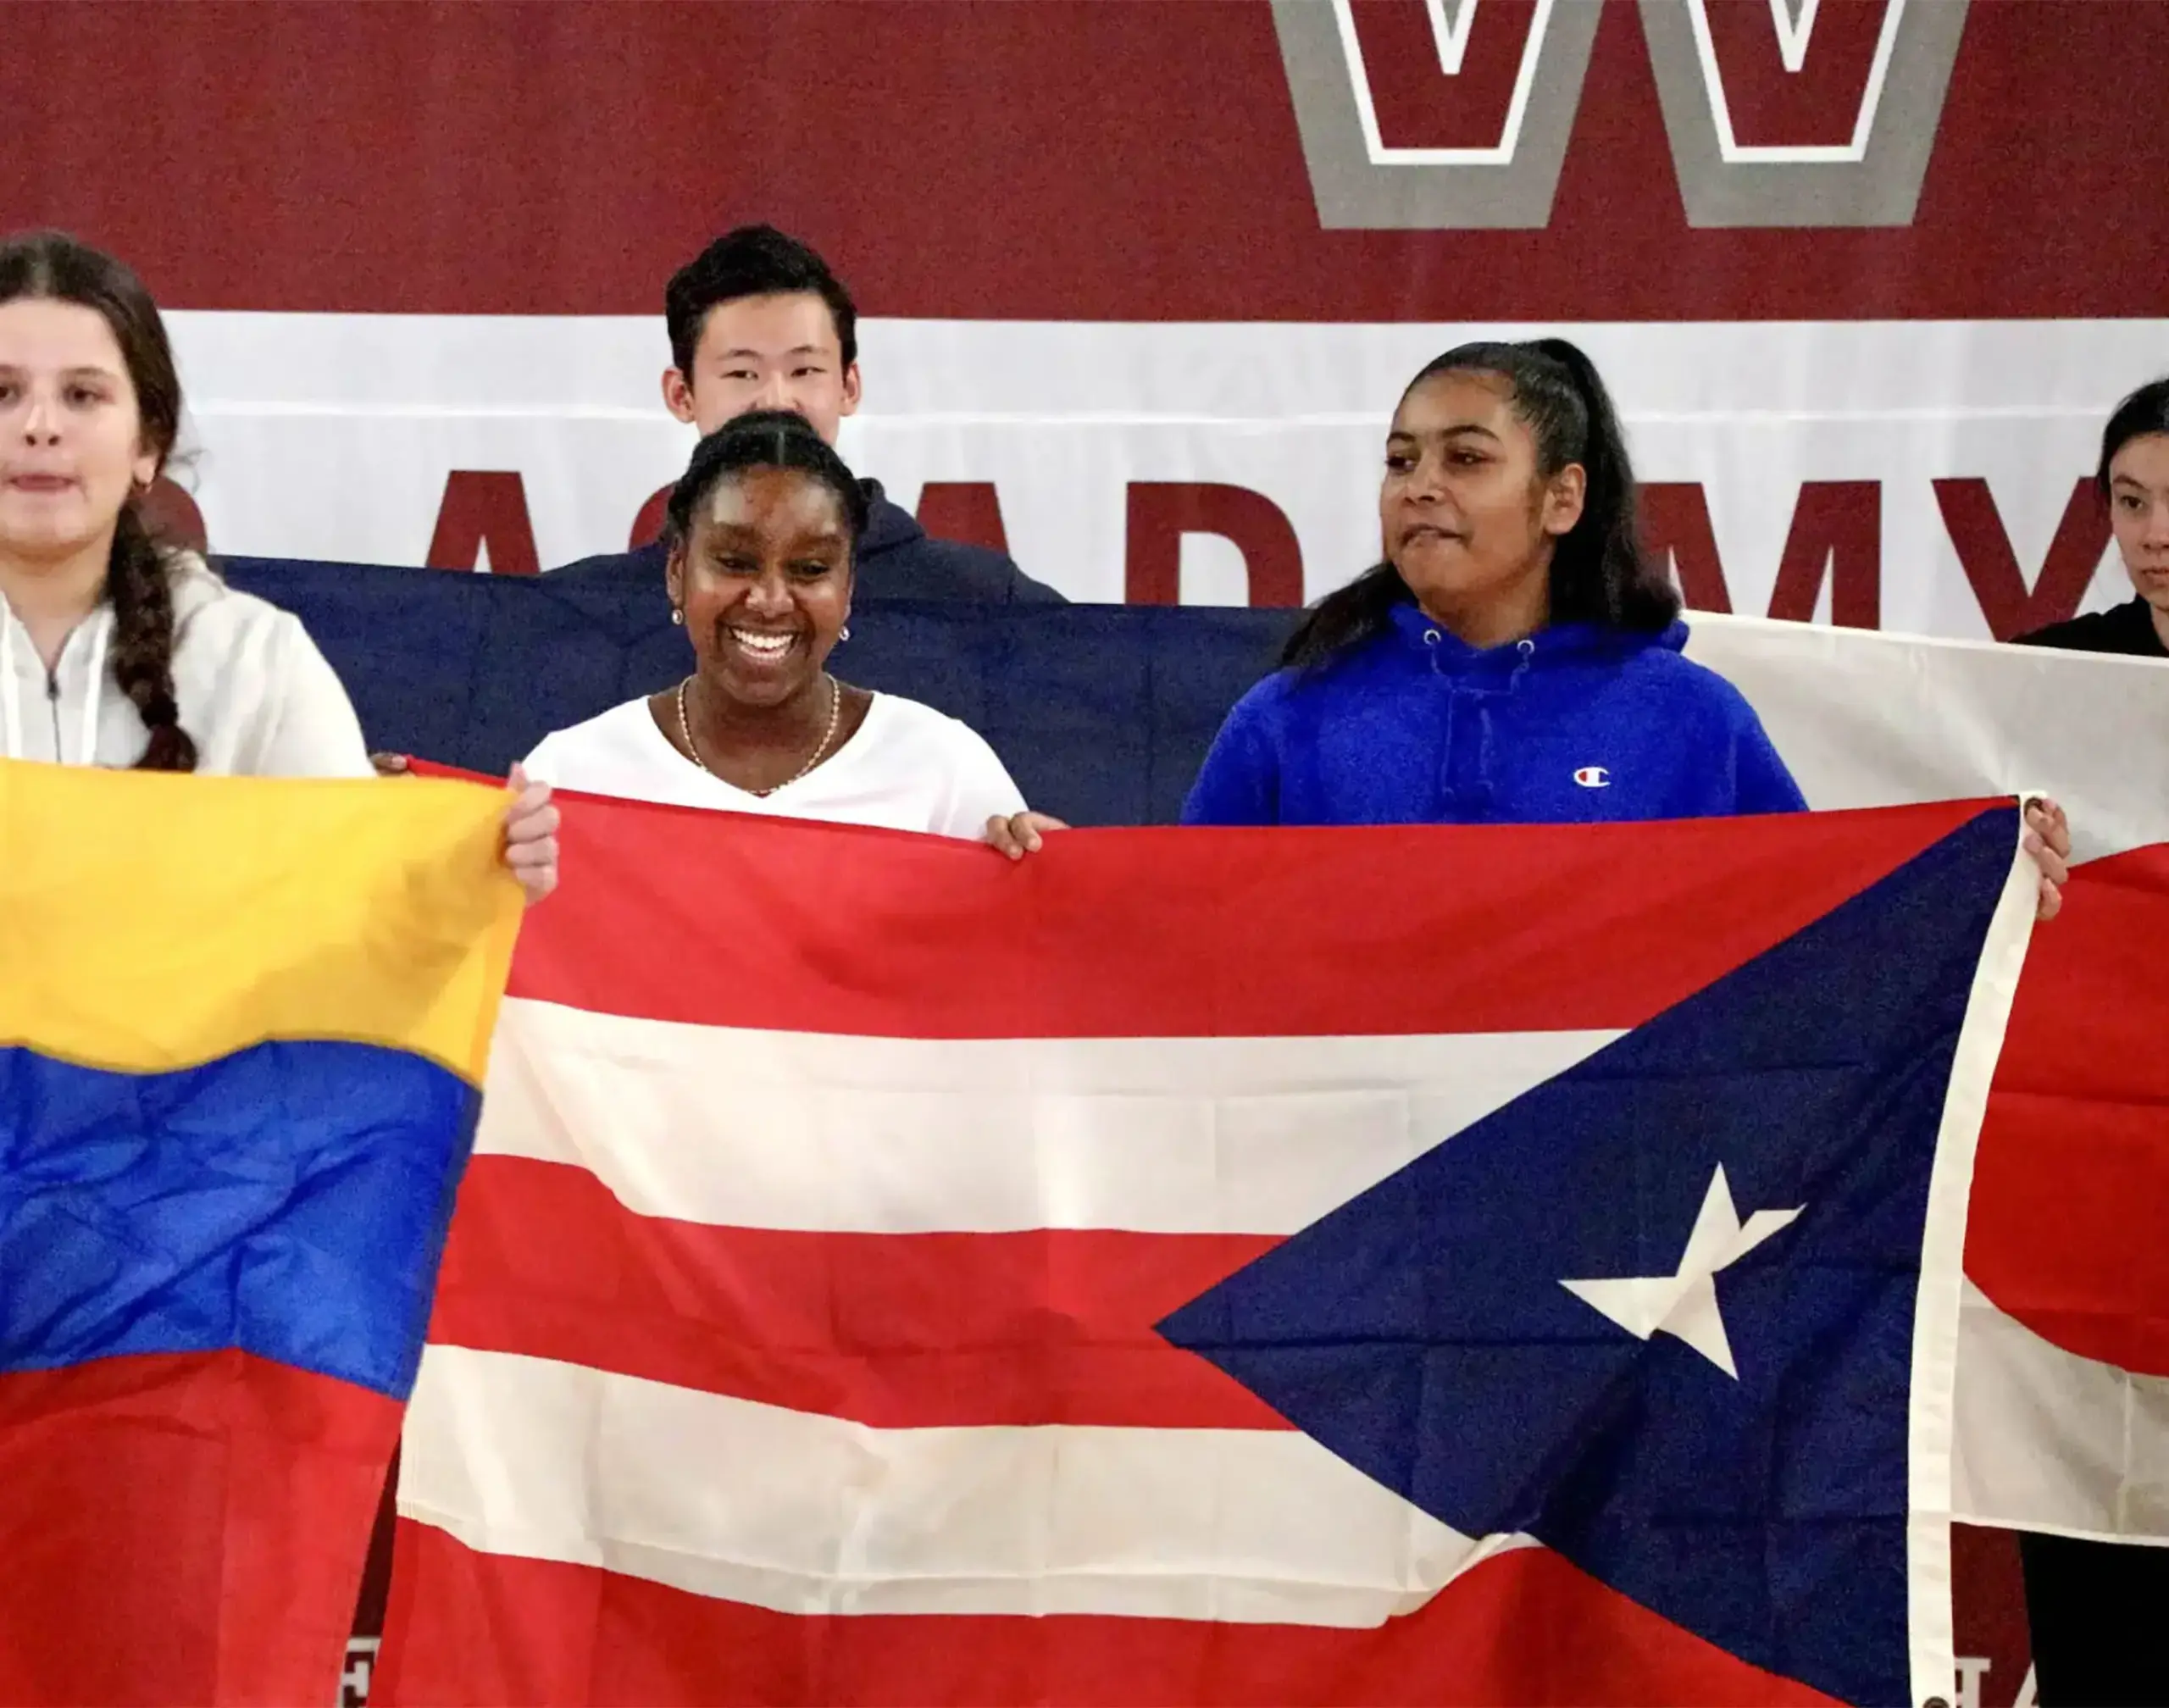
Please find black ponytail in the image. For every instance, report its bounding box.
[1522,337,1677,632]
[1280,562,1407,670]
[0,230,196,771]
[1281,336,1678,671]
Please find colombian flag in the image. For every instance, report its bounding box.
[0,760,521,1706]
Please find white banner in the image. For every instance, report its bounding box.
[168,315,2164,637]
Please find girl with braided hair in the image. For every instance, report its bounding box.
[0,230,556,901]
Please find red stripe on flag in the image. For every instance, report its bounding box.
[1968,843,2169,1375]
[515,796,1996,1039]
[0,1348,402,1708]
[375,1519,1838,1708]
[429,1156,1290,1429]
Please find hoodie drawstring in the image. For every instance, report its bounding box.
[1472,640,1537,812]
[1427,634,1539,817]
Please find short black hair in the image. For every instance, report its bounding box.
[664,225,857,377]
[664,409,870,554]
[2098,377,2169,497]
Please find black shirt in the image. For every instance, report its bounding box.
[2014,595,2168,658]
[2010,583,2169,1707]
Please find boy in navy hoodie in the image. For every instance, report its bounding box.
[552,225,1061,603]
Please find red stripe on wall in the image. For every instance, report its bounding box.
[430,1156,1290,1430]
[374,1518,1838,1708]
[508,793,1993,1039]
[4,3,2165,320]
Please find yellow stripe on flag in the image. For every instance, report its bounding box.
[0,761,521,1081]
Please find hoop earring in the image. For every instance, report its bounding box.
[670,607,685,626]
[839,624,852,643]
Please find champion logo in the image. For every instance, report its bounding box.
[1573,767,1611,789]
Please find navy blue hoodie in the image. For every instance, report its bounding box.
[551,478,1063,603]
[1183,602,1804,827]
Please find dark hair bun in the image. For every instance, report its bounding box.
[664,410,870,554]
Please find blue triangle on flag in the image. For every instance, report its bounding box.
[1159,807,2017,1706]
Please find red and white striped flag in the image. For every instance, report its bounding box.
[375,784,2042,1706]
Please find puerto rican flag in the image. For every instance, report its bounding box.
[375,787,2036,1706]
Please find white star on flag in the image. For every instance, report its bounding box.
[1560,1165,1804,1379]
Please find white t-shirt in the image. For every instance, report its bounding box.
[522,692,1028,840]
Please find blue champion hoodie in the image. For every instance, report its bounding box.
[1182,602,1805,827]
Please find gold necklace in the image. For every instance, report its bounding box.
[675,674,842,797]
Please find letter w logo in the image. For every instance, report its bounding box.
[1272,0,1968,229]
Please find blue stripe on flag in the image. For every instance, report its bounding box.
[0,1040,478,1400]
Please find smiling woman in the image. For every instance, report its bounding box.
[521,412,1062,856]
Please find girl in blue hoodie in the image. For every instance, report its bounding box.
[1183,338,2069,914]
[1184,338,1804,829]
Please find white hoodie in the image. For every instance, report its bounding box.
[0,551,373,776]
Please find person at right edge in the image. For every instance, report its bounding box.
[2007,375,2169,1708]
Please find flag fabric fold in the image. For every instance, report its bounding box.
[0,761,523,1707]
[1680,619,2169,1558]
[379,790,2035,1707]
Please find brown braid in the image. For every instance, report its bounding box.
[107,501,195,772]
